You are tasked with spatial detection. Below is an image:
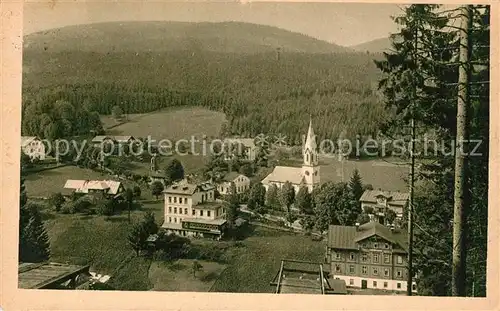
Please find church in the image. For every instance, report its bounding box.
[261,119,320,193]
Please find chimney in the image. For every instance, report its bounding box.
[355,222,360,231]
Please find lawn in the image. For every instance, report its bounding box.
[43,202,163,290]
[124,153,210,176]
[105,106,226,142]
[210,227,327,293]
[149,259,226,292]
[24,165,106,198]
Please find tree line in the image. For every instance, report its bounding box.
[22,50,389,143]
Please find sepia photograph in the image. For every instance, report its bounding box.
[1,0,497,309]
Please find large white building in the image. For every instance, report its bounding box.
[261,119,320,193]
[161,180,227,240]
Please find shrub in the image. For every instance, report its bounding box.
[96,199,114,216]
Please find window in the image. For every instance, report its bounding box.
[384,269,389,277]
[174,197,177,203]
[174,207,177,214]
[397,283,401,289]
[174,218,177,223]
[374,243,378,248]
[384,254,390,264]
[361,253,368,262]
[169,207,172,213]
[169,197,172,203]
[361,266,367,274]
[373,254,379,263]
[169,217,172,223]
[335,265,341,272]
[192,209,196,216]
[349,265,355,273]
[200,210,204,216]
[184,208,188,215]
[349,253,355,261]
[335,252,341,259]
[373,281,377,287]
[384,243,389,249]
[384,282,388,288]
[397,256,403,264]
[207,211,211,217]
[412,284,417,291]
[397,270,402,278]
[373,268,378,275]
[349,279,354,285]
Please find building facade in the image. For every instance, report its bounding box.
[217,172,250,195]
[359,190,409,225]
[63,179,124,198]
[21,136,46,160]
[162,180,227,240]
[223,138,257,162]
[326,221,417,293]
[261,118,320,193]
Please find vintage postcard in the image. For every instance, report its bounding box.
[1,0,498,310]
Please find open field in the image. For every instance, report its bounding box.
[149,259,226,291]
[24,166,106,198]
[105,107,226,141]
[211,227,326,293]
[279,156,409,192]
[23,165,154,199]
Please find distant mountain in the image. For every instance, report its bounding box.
[350,37,392,54]
[23,21,353,54]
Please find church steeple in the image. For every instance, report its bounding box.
[303,116,318,166]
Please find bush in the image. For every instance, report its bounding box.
[96,199,114,216]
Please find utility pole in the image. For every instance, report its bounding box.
[407,14,418,297]
[452,5,471,297]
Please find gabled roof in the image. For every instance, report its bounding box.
[328,221,408,252]
[91,135,114,143]
[261,166,305,185]
[64,179,122,195]
[360,190,409,206]
[222,172,248,182]
[20,136,39,147]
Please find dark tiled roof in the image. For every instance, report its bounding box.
[328,221,408,252]
[359,190,409,207]
[164,183,198,195]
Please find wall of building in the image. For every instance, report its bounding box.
[22,139,46,160]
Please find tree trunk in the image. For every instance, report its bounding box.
[452,5,471,297]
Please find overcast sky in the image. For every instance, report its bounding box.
[23,1,408,46]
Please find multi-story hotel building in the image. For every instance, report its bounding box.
[326,221,417,293]
[161,180,227,240]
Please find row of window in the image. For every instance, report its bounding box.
[335,252,403,264]
[335,264,404,278]
[167,192,214,204]
[348,279,405,290]
[167,207,221,218]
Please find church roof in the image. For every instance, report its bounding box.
[261,166,305,185]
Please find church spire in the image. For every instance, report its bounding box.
[304,115,316,152]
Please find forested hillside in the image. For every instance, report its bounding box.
[22,22,388,143]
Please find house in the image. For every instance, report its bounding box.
[91,135,137,148]
[359,190,409,224]
[326,221,417,293]
[223,138,257,162]
[21,136,45,160]
[261,118,320,193]
[161,180,227,240]
[217,172,250,195]
[63,179,124,198]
